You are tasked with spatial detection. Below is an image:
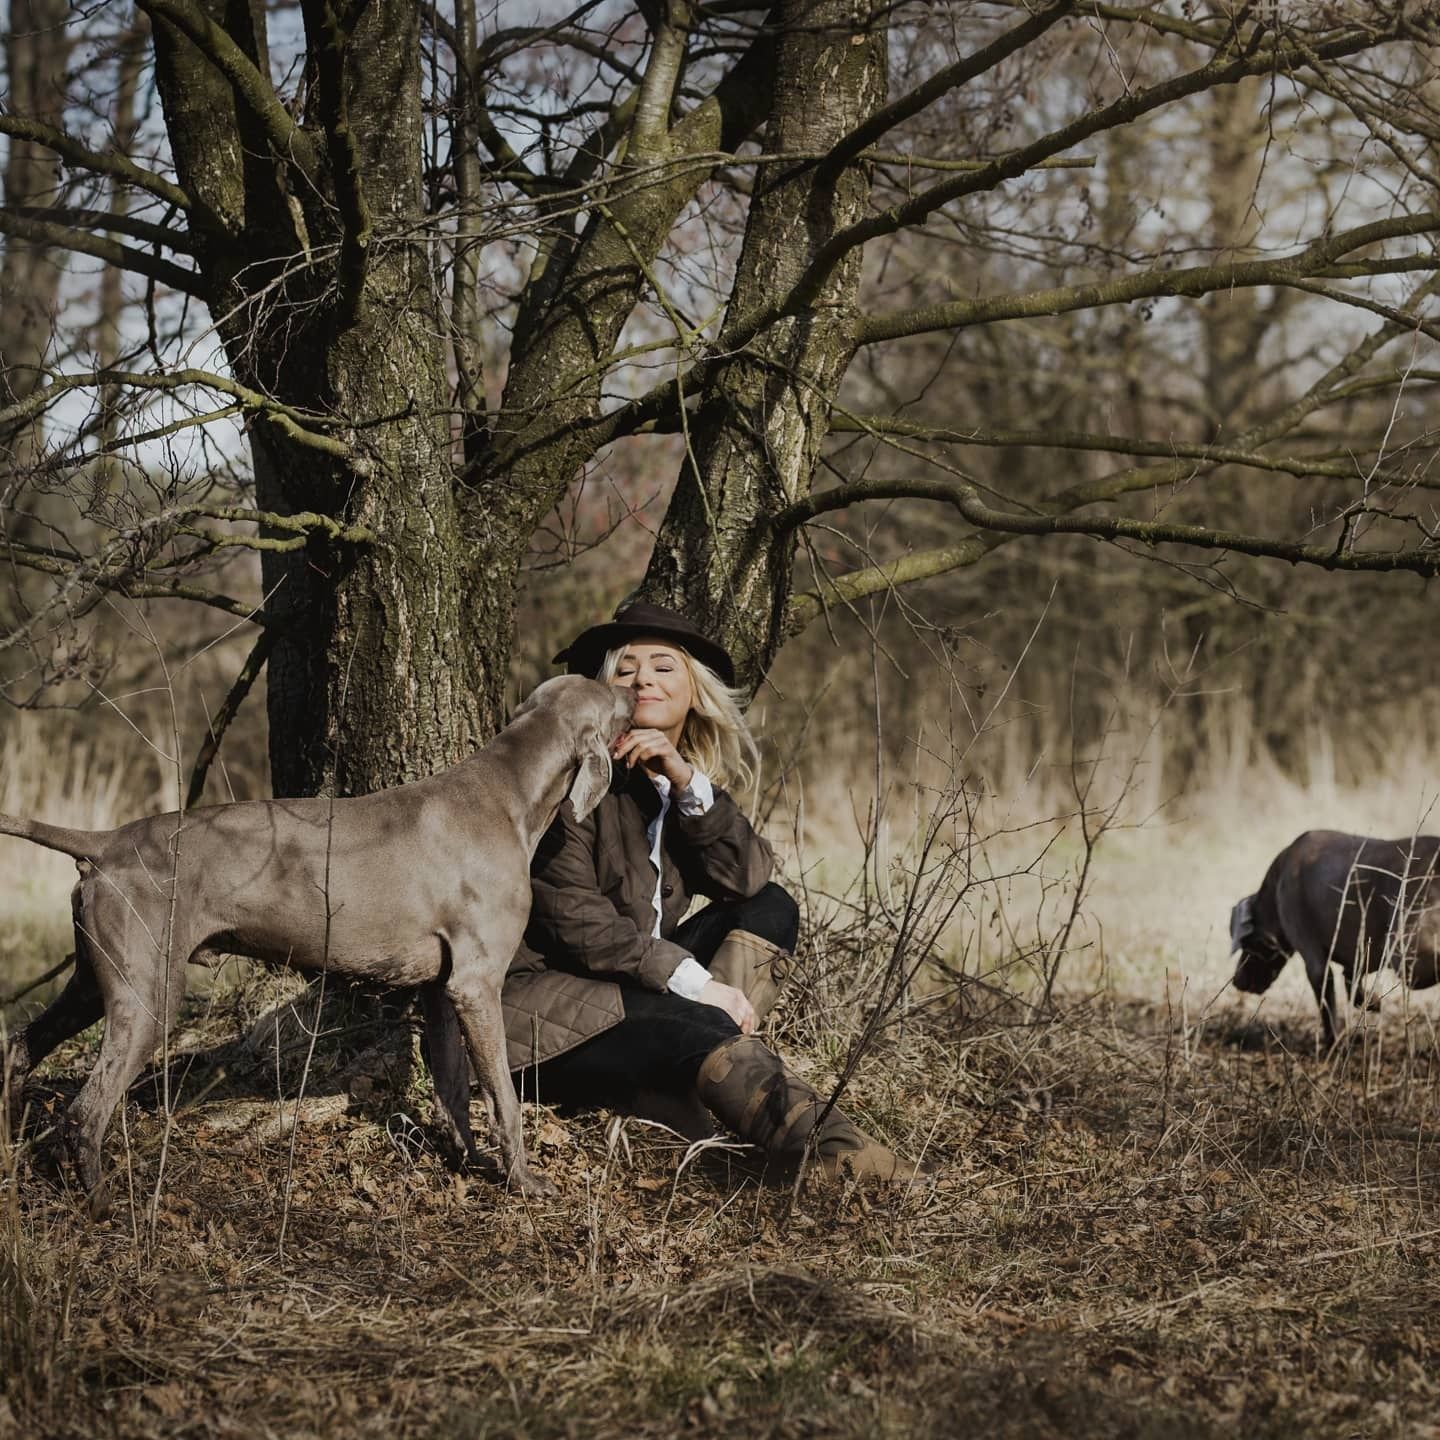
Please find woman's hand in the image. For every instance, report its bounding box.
[698,979,757,1035]
[612,727,694,790]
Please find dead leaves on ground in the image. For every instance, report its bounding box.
[6,998,1440,1436]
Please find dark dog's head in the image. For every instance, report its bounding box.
[1228,892,1290,993]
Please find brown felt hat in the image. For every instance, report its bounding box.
[553,601,736,686]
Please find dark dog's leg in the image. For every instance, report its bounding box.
[1309,959,1339,1052]
[6,948,104,1095]
[418,981,477,1166]
[5,896,106,1124]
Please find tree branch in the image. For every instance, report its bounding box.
[816,0,1076,178]
[2,203,195,254]
[630,3,692,158]
[0,115,195,216]
[450,0,488,458]
[0,501,376,650]
[561,88,641,190]
[0,368,356,461]
[0,544,276,632]
[303,0,372,328]
[854,215,1440,345]
[720,21,1401,353]
[783,473,1440,575]
[186,628,275,809]
[0,209,203,295]
[825,413,1440,490]
[427,4,630,197]
[137,0,321,181]
[1281,275,1440,341]
[784,274,1440,633]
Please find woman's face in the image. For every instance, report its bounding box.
[612,639,694,741]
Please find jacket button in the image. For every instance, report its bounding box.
[662,884,674,898]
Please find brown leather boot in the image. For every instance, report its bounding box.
[695,1035,926,1184]
[706,930,793,1024]
[625,1087,716,1142]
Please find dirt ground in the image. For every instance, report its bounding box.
[6,975,1440,1440]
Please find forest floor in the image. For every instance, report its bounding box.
[5,961,1440,1440]
[7,729,1440,1438]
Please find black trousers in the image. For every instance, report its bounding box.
[514,882,798,1110]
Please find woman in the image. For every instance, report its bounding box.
[501,600,921,1184]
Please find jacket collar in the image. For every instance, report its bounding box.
[618,766,664,823]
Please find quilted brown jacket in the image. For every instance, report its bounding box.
[503,768,773,1072]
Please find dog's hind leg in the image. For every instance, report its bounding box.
[418,979,477,1166]
[449,973,554,1199]
[5,892,105,1123]
[5,950,103,1105]
[8,890,105,1065]
[65,926,187,1219]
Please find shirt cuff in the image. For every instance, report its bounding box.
[675,768,715,816]
[666,956,713,1001]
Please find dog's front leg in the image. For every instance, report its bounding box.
[448,975,554,1198]
[418,980,477,1167]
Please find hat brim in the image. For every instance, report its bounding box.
[554,621,735,686]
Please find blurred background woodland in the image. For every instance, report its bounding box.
[2,1,1439,1010]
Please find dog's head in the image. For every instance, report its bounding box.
[1228,892,1290,994]
[515,675,637,822]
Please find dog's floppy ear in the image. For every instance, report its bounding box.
[567,725,613,822]
[1229,894,1257,953]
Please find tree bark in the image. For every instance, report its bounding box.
[94,20,148,491]
[0,0,71,466]
[642,0,888,692]
[149,0,484,795]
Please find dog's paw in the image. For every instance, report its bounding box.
[514,1168,558,1199]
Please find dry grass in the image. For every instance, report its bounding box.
[6,703,1440,1437]
[6,982,1440,1439]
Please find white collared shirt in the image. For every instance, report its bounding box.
[648,768,716,1001]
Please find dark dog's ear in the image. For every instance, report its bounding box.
[1228,894,1257,953]
[567,726,613,822]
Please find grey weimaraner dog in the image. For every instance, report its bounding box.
[1230,829,1440,1049]
[0,674,636,1214]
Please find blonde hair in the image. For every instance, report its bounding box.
[599,642,759,795]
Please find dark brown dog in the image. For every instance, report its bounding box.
[1230,829,1440,1049]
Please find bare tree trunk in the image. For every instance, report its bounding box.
[94,19,148,493]
[1191,76,1276,767]
[150,0,484,797]
[643,0,888,691]
[0,0,71,466]
[1202,76,1267,437]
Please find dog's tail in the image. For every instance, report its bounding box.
[0,812,103,862]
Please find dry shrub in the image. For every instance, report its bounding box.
[1,1070,81,1431]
